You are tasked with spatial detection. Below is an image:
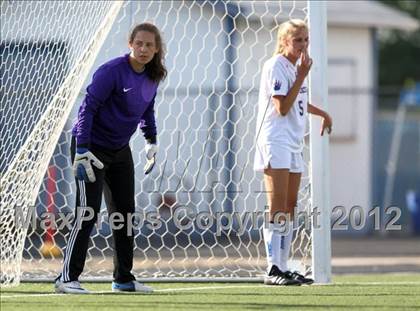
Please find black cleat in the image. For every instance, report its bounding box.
[289,271,314,285]
[264,265,301,286]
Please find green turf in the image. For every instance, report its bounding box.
[1,274,420,310]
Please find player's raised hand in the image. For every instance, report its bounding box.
[297,47,312,79]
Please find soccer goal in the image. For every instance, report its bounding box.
[0,0,330,286]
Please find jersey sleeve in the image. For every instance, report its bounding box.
[270,63,289,97]
[74,65,115,148]
[140,93,157,144]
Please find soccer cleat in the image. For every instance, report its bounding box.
[289,271,314,285]
[55,279,90,294]
[111,280,153,293]
[264,265,301,286]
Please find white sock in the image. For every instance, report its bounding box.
[279,221,294,272]
[263,223,281,271]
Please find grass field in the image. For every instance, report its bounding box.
[1,274,420,310]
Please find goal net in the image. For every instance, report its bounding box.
[1,0,327,286]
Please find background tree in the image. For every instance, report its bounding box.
[378,0,420,95]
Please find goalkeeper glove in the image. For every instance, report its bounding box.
[144,143,158,175]
[73,148,104,183]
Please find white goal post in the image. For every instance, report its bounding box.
[0,0,330,286]
[308,1,332,284]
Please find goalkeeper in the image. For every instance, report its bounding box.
[55,22,167,294]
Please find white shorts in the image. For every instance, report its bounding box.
[254,143,304,173]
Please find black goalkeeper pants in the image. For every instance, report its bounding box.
[60,137,136,283]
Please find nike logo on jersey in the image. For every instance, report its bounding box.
[123,87,132,93]
[273,80,281,91]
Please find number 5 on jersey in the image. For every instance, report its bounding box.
[298,100,304,116]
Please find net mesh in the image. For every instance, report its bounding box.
[0,0,124,286]
[1,0,312,285]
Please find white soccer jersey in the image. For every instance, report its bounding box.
[254,54,308,170]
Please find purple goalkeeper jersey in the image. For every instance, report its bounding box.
[72,54,158,149]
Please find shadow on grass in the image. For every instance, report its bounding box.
[1,289,419,297]
[3,300,418,310]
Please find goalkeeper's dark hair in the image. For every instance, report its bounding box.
[129,23,167,83]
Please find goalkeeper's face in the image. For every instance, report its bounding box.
[129,30,159,67]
